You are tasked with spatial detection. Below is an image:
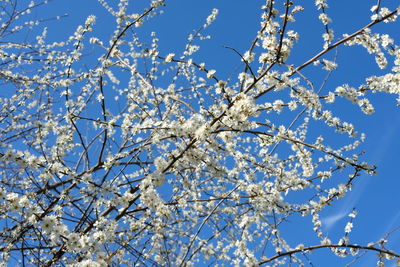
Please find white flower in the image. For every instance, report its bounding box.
[321,237,331,245]
[85,15,96,26]
[165,53,175,62]
[319,13,331,25]
[288,101,297,110]
[315,0,328,9]
[42,216,57,233]
[7,193,21,211]
[325,92,335,103]
[258,52,270,63]
[344,222,353,233]
[348,210,358,218]
[66,232,84,252]
[243,51,255,62]
[322,59,337,70]
[370,5,378,12]
[206,69,216,79]
[70,259,104,267]
[287,30,299,41]
[206,8,219,25]
[154,156,168,172]
[149,172,165,187]
[272,99,284,113]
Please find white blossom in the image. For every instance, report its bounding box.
[0,1,398,266]
[165,53,175,62]
[206,69,216,78]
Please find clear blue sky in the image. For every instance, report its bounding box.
[24,0,400,265]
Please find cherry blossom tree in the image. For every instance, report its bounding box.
[1,0,400,266]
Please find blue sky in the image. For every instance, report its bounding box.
[15,0,400,265]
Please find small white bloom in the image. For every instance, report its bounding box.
[348,210,357,218]
[319,13,331,25]
[85,15,96,26]
[206,69,216,79]
[325,92,335,103]
[165,53,175,63]
[42,216,57,233]
[322,59,337,70]
[321,237,331,245]
[288,101,297,111]
[344,222,353,233]
[243,51,255,62]
[206,8,219,25]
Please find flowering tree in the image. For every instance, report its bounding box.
[1,0,400,266]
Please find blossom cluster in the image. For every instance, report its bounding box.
[0,0,399,266]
